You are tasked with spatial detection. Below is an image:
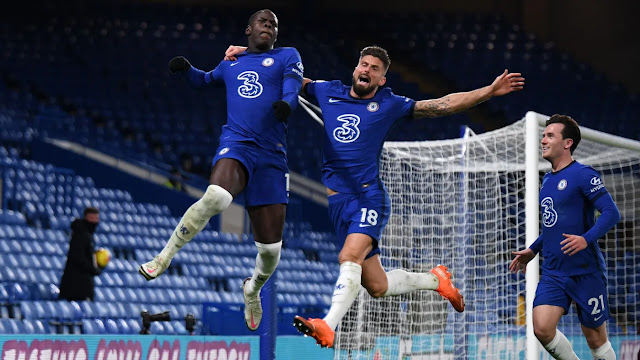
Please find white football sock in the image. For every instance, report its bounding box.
[383,269,439,296]
[323,262,362,331]
[591,340,616,360]
[245,240,282,296]
[159,185,232,260]
[543,329,579,360]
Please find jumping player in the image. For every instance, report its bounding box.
[138,9,304,332]
[225,44,524,347]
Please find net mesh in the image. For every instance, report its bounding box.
[333,116,640,359]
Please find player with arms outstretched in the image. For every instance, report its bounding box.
[138,9,304,332]
[510,115,620,360]
[226,45,524,347]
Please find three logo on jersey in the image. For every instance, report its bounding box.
[334,114,361,143]
[330,102,379,143]
[541,197,558,227]
[237,71,263,98]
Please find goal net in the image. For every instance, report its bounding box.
[333,112,640,360]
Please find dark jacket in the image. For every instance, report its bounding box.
[59,219,100,301]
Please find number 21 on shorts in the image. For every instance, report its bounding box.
[360,208,378,227]
[589,294,606,315]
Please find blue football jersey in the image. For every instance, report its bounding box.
[305,80,415,193]
[205,47,303,153]
[537,161,611,276]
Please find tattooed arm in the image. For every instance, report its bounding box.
[412,70,524,119]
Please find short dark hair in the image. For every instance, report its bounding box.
[248,9,274,25]
[545,114,581,154]
[84,206,100,216]
[360,46,390,72]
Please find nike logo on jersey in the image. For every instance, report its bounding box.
[594,314,603,321]
[230,62,240,66]
[329,98,341,103]
[359,223,372,228]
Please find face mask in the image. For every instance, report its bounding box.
[86,220,99,234]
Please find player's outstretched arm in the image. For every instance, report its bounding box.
[412,70,525,119]
[169,56,213,88]
[509,248,536,274]
[169,56,191,73]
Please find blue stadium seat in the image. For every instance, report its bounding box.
[0,319,26,334]
[92,319,107,334]
[123,288,139,302]
[0,284,8,302]
[82,319,98,334]
[162,321,176,334]
[149,322,165,335]
[104,319,120,334]
[126,319,142,334]
[22,319,38,334]
[172,321,188,335]
[116,319,131,334]
[32,320,47,334]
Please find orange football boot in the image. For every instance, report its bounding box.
[431,264,465,312]
[293,316,335,348]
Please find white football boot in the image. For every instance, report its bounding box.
[242,278,263,331]
[138,255,171,281]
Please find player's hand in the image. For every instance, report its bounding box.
[509,248,536,274]
[560,233,588,256]
[169,56,191,73]
[490,69,525,97]
[224,45,248,61]
[273,100,292,122]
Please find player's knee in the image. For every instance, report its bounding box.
[584,330,606,349]
[201,185,233,216]
[338,252,360,265]
[533,326,555,345]
[365,285,386,298]
[338,248,366,265]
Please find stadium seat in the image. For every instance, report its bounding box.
[116,318,131,334]
[0,319,26,334]
[104,319,120,334]
[81,319,98,334]
[126,319,142,334]
[172,321,188,335]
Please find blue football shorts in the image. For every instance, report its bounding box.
[327,184,391,260]
[212,140,289,207]
[533,272,609,328]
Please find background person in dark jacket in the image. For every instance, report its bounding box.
[59,206,101,301]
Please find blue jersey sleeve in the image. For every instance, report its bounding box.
[283,48,304,82]
[279,49,304,108]
[529,234,543,254]
[579,167,608,202]
[209,62,224,82]
[185,63,222,87]
[578,167,620,244]
[391,93,416,119]
[304,80,329,101]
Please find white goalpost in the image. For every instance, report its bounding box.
[320,110,640,360]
